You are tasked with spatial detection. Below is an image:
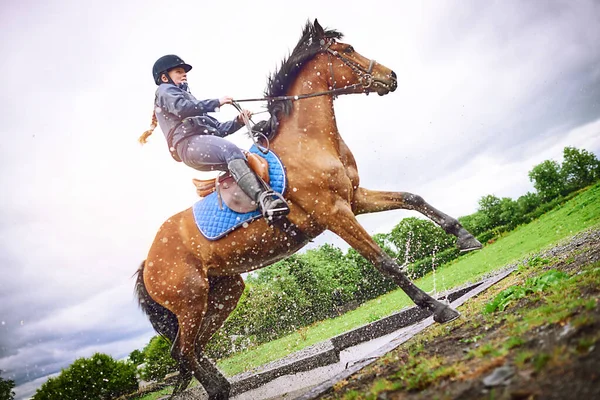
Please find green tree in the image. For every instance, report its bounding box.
[498,197,520,228]
[477,195,502,230]
[140,336,178,381]
[0,372,15,400]
[561,146,600,192]
[32,353,137,400]
[128,349,145,366]
[516,192,541,217]
[528,159,565,201]
[458,211,488,236]
[388,217,455,264]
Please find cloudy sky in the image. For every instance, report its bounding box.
[1,0,599,398]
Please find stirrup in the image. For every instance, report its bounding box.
[258,191,290,218]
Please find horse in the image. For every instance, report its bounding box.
[135,19,481,399]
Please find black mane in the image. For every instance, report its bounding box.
[266,20,343,117]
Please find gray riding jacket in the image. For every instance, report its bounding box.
[154,83,243,154]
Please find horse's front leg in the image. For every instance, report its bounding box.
[324,201,459,323]
[352,187,482,252]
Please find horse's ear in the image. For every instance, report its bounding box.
[314,19,325,38]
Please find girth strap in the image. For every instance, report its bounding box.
[270,216,312,246]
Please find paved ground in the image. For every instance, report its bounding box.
[233,324,412,400]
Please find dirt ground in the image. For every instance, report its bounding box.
[320,229,600,400]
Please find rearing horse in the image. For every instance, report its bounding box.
[135,19,481,399]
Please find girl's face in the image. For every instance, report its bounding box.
[162,67,187,85]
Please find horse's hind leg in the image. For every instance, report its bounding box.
[325,203,459,323]
[145,259,230,399]
[197,275,245,350]
[352,188,482,251]
[169,275,244,397]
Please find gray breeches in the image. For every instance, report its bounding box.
[175,135,246,172]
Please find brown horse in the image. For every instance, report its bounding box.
[135,19,481,399]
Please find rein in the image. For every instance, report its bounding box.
[232,41,379,154]
[234,41,376,104]
[233,83,364,103]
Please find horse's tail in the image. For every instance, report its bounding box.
[134,261,179,343]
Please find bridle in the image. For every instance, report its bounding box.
[232,39,389,152]
[234,40,382,104]
[324,42,376,94]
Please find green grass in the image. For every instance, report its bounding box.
[483,269,569,313]
[217,183,600,376]
[328,261,600,399]
[135,183,600,398]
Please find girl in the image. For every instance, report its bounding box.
[140,54,289,219]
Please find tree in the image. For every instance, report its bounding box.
[498,197,520,228]
[516,192,541,217]
[32,353,137,400]
[140,336,178,381]
[128,349,145,367]
[0,372,15,400]
[561,146,600,192]
[388,217,455,264]
[458,211,488,236]
[528,159,565,201]
[477,195,502,230]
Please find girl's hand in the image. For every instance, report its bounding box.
[236,109,253,124]
[219,96,234,106]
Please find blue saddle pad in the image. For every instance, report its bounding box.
[192,145,286,240]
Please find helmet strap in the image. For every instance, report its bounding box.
[161,72,175,85]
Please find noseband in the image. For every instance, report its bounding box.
[324,42,376,93]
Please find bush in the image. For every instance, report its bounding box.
[406,247,461,279]
[140,336,178,382]
[32,353,137,400]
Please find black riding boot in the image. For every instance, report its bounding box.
[228,159,290,218]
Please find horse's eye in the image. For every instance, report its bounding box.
[345,46,355,53]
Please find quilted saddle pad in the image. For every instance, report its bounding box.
[192,145,286,240]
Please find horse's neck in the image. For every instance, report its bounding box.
[273,58,360,190]
[277,59,341,149]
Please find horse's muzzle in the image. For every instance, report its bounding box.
[375,71,398,96]
[390,71,398,92]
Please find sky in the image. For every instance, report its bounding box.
[1,0,599,398]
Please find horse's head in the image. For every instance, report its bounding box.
[313,19,397,96]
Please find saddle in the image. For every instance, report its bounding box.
[192,151,270,213]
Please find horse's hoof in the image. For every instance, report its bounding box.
[206,384,231,400]
[457,231,482,252]
[207,393,230,400]
[433,306,460,324]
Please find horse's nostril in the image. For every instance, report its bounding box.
[391,70,397,79]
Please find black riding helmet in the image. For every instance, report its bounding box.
[152,54,192,85]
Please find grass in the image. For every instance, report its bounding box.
[135,183,600,398]
[483,269,569,313]
[328,260,600,399]
[217,182,600,377]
